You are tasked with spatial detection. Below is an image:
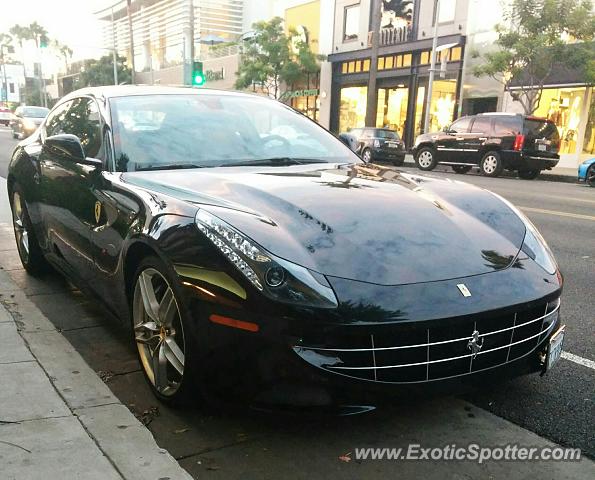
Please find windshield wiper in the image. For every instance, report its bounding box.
[135,163,209,171]
[222,157,328,167]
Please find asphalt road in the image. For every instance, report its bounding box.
[0,127,593,473]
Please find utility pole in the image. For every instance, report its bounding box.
[111,7,118,85]
[126,0,136,84]
[0,45,8,104]
[423,0,440,133]
[365,0,383,127]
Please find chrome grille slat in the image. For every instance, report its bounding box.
[294,298,560,383]
[325,321,556,371]
[298,300,560,353]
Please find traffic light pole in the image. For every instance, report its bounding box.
[0,46,8,104]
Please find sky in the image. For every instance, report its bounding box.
[0,0,117,75]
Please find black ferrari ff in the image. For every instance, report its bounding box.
[7,86,565,409]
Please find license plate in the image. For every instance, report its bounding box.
[546,326,565,371]
[538,144,547,151]
[387,142,398,148]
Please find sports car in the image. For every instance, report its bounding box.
[578,157,595,187]
[7,86,565,409]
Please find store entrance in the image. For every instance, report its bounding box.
[376,86,409,139]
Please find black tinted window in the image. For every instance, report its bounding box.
[46,98,102,158]
[449,117,472,133]
[493,117,521,136]
[524,119,560,141]
[375,130,399,139]
[471,117,492,134]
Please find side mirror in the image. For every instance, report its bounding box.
[43,134,102,168]
[443,126,451,133]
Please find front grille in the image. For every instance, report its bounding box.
[293,299,560,384]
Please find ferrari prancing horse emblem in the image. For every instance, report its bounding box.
[94,201,102,223]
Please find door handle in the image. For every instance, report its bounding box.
[479,137,488,141]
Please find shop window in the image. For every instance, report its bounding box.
[428,79,457,132]
[403,54,412,67]
[385,56,394,69]
[376,86,409,138]
[583,94,595,155]
[450,46,462,61]
[348,61,355,73]
[378,57,385,70]
[339,86,367,132]
[362,59,370,72]
[343,4,360,42]
[420,51,430,65]
[395,55,402,68]
[534,87,585,155]
[341,62,348,74]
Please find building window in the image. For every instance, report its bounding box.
[403,53,412,67]
[9,83,15,93]
[420,51,430,65]
[343,4,360,42]
[341,58,371,74]
[428,79,457,132]
[339,86,367,132]
[436,0,456,24]
[450,46,462,61]
[362,59,370,72]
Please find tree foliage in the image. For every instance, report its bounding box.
[74,55,132,88]
[234,17,323,99]
[474,0,595,114]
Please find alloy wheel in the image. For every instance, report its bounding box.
[418,150,433,168]
[133,268,186,397]
[12,192,30,263]
[362,149,372,162]
[482,155,498,174]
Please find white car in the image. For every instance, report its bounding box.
[0,106,12,126]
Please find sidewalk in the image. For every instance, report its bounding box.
[0,271,192,479]
[401,155,578,183]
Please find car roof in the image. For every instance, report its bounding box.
[60,85,259,103]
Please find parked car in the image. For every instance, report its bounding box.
[339,127,406,166]
[8,87,564,409]
[411,113,560,179]
[578,157,595,187]
[10,106,50,139]
[0,106,12,126]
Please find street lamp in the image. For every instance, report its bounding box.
[423,0,441,134]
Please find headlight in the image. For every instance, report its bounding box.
[195,209,338,308]
[490,192,557,274]
[373,139,380,148]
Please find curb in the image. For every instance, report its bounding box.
[0,268,193,480]
[400,161,577,184]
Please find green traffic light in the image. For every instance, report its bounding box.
[193,74,204,86]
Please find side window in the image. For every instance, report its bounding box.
[449,117,472,133]
[493,117,521,136]
[44,101,73,138]
[470,116,493,134]
[62,98,103,158]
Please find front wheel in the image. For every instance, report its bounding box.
[362,148,373,163]
[518,169,541,180]
[415,147,437,171]
[11,186,49,275]
[132,256,198,405]
[587,165,595,187]
[479,151,503,177]
[452,165,472,174]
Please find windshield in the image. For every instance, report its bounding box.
[23,107,49,118]
[110,94,358,172]
[375,130,399,139]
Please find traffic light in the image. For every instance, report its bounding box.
[39,34,49,49]
[191,61,205,86]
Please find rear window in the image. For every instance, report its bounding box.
[523,118,560,141]
[375,129,399,139]
[23,107,49,118]
[493,116,522,136]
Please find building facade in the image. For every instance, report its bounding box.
[1,64,26,104]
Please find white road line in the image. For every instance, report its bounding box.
[561,351,595,370]
[520,206,595,222]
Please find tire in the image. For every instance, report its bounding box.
[392,156,405,167]
[452,165,472,174]
[362,148,373,163]
[479,151,503,177]
[415,147,437,171]
[131,255,200,405]
[12,131,18,139]
[11,185,49,275]
[587,165,595,187]
[518,169,541,180]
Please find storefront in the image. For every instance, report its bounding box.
[330,42,464,148]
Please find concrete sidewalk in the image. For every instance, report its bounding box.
[0,270,192,479]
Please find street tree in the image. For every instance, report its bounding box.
[473,0,595,115]
[235,17,323,99]
[74,54,132,88]
[52,40,73,73]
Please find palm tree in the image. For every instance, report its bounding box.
[52,40,73,73]
[27,22,48,49]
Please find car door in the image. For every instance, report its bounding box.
[466,116,494,164]
[39,97,105,282]
[435,116,473,163]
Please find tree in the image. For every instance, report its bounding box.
[234,17,323,99]
[52,40,73,73]
[74,54,132,88]
[473,0,595,114]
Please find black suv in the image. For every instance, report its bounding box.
[411,113,560,179]
[339,127,406,166]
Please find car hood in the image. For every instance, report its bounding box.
[122,163,526,286]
